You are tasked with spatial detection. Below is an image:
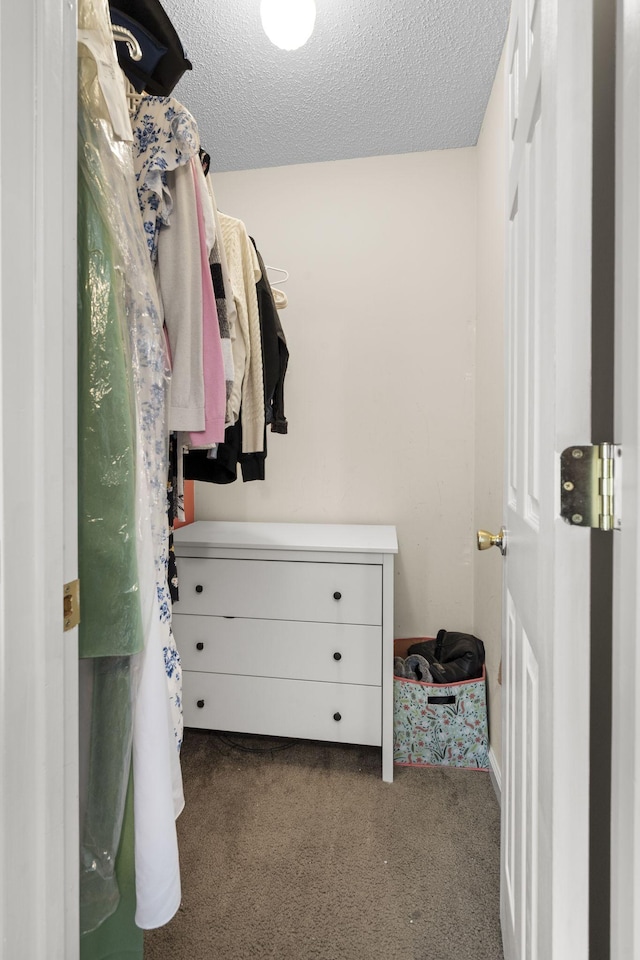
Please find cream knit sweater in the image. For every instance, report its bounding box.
[219,213,265,453]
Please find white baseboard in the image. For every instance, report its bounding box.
[489,745,501,806]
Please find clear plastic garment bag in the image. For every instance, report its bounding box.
[78,0,183,954]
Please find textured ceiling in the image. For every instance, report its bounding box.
[160,0,510,173]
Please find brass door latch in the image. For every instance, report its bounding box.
[64,579,80,631]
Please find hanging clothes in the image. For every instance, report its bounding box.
[210,245,235,403]
[205,166,239,421]
[80,773,142,960]
[131,95,204,432]
[219,212,265,452]
[251,238,289,435]
[167,433,180,604]
[115,103,186,924]
[78,2,183,943]
[77,13,143,943]
[129,92,229,759]
[76,187,142,684]
[198,149,235,403]
[183,235,290,484]
[109,0,193,95]
[184,418,249,484]
[77,181,142,661]
[80,0,294,942]
[187,156,226,448]
[131,96,199,264]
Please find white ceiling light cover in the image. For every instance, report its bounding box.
[260,0,316,51]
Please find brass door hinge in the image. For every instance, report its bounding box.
[64,579,80,631]
[560,444,621,531]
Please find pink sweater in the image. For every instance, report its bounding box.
[189,158,226,447]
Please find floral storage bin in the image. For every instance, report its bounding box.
[393,639,489,770]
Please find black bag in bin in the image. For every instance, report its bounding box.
[408,629,485,684]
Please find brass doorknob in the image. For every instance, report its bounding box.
[477,527,507,556]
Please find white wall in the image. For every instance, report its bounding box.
[474,50,506,768]
[198,149,478,639]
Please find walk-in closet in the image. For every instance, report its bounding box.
[3,0,631,957]
[75,1,509,957]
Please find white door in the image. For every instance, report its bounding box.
[502,1,594,958]
[0,1,78,957]
[612,0,640,956]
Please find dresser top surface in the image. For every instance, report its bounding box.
[173,521,398,554]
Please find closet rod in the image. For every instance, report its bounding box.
[112,24,143,62]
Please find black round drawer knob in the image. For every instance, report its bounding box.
[195,584,204,594]
[333,591,342,600]
[196,642,204,651]
[333,652,342,661]
[197,699,205,709]
[333,712,342,722]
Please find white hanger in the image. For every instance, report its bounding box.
[112,25,145,114]
[126,79,144,115]
[266,265,289,285]
[112,24,143,62]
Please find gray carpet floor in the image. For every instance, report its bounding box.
[145,730,504,960]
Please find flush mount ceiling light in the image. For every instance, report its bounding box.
[260,0,316,51]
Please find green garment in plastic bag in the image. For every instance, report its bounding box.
[77,12,144,939]
[81,772,143,960]
[80,657,134,934]
[77,166,142,660]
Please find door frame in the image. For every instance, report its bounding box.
[0,1,78,957]
[612,0,640,956]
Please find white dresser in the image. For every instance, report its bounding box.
[172,521,398,782]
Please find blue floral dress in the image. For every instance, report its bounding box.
[131,96,200,264]
[131,95,201,750]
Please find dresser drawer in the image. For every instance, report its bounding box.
[183,672,382,746]
[174,558,382,625]
[174,614,381,685]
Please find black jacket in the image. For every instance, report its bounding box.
[251,238,289,435]
[183,239,289,484]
